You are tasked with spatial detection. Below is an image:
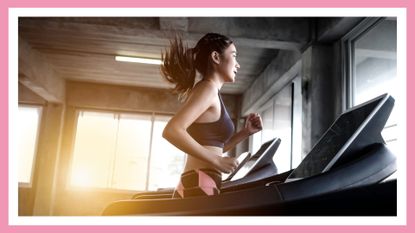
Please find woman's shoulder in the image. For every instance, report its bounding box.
[190,80,218,97]
[176,80,218,115]
[183,80,218,107]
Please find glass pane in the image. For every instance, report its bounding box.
[261,106,275,143]
[250,132,262,157]
[273,85,293,173]
[354,19,397,105]
[291,77,303,168]
[353,19,398,152]
[111,113,152,191]
[18,106,42,184]
[70,111,118,188]
[147,115,185,191]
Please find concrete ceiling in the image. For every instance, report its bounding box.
[19,17,316,96]
[19,17,367,102]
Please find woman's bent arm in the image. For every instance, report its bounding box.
[223,113,263,153]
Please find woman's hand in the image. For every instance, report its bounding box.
[212,156,239,174]
[245,113,263,135]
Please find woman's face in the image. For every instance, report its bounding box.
[217,43,240,83]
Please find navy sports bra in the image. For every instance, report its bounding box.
[187,94,235,148]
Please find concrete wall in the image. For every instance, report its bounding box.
[18,83,46,105]
[241,50,302,115]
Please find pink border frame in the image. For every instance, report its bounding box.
[1,1,412,232]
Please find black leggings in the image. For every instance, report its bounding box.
[172,169,222,198]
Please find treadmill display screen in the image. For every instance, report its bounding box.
[230,138,280,181]
[287,93,393,180]
[222,151,251,181]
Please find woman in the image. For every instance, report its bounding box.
[161,33,263,198]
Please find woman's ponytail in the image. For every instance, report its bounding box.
[160,37,196,101]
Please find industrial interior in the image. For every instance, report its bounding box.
[17,16,399,216]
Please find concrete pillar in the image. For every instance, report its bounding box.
[301,44,339,157]
[32,103,65,215]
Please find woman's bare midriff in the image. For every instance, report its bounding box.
[183,145,223,173]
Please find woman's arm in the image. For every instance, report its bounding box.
[163,82,238,173]
[223,113,263,153]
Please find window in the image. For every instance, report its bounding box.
[343,17,399,153]
[251,76,302,173]
[18,105,42,185]
[70,111,185,191]
[147,115,186,191]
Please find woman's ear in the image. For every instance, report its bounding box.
[211,51,220,64]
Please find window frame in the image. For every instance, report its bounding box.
[250,75,302,172]
[341,17,399,153]
[341,17,385,110]
[68,108,184,192]
[17,104,43,188]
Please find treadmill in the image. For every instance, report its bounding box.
[102,93,396,216]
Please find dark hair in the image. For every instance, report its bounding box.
[160,33,233,100]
